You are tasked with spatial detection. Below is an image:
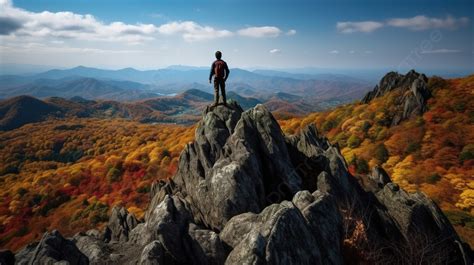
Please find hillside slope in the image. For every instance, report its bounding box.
[0,96,60,131]
[279,72,474,245]
[0,119,195,251]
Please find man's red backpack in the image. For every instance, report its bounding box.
[214,60,226,79]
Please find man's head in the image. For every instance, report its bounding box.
[215,51,222,59]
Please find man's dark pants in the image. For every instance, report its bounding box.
[213,78,226,105]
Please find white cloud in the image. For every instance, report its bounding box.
[286,29,296,36]
[237,26,281,38]
[0,1,287,48]
[329,50,339,54]
[388,15,469,30]
[0,3,158,42]
[157,21,233,41]
[336,21,383,33]
[269,48,281,54]
[349,50,355,54]
[0,0,11,7]
[420,49,461,54]
[337,15,470,34]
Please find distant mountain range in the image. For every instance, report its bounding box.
[0,66,375,129]
[0,66,372,103]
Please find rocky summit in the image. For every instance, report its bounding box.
[7,101,472,264]
[362,70,431,125]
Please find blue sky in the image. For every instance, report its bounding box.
[0,0,472,72]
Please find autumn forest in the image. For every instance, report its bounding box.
[0,74,473,251]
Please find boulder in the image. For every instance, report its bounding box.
[140,241,164,265]
[293,190,344,265]
[187,223,227,265]
[104,206,139,243]
[222,200,322,265]
[15,230,88,265]
[375,184,457,240]
[144,195,192,264]
[74,232,109,264]
[368,165,391,189]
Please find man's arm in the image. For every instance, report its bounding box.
[209,62,215,83]
[224,62,230,81]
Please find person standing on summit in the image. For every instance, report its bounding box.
[209,51,230,107]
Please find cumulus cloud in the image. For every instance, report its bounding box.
[158,21,233,41]
[0,3,158,43]
[286,29,296,36]
[269,48,281,54]
[387,15,469,30]
[337,21,383,33]
[337,15,469,33]
[237,26,281,38]
[0,1,287,47]
[420,49,461,54]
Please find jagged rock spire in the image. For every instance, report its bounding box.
[362,70,431,125]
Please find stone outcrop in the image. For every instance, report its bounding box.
[15,230,88,265]
[104,206,139,243]
[362,70,431,125]
[11,100,472,264]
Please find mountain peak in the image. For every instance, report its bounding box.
[71,65,93,70]
[362,69,431,125]
[0,95,60,131]
[118,67,138,72]
[362,69,428,103]
[180,88,213,101]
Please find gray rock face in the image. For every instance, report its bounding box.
[222,201,322,265]
[15,230,88,265]
[362,70,431,125]
[187,223,227,265]
[171,102,302,230]
[104,206,139,243]
[73,230,111,264]
[140,241,164,265]
[10,100,470,265]
[362,70,427,103]
[375,184,456,240]
[145,195,191,263]
[293,191,344,265]
[368,165,391,190]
